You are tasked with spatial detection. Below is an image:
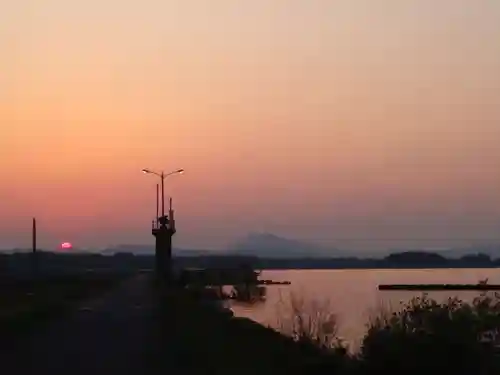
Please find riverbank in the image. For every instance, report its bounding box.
[156,286,342,375]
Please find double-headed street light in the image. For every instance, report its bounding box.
[142,168,184,219]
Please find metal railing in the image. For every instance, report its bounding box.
[151,218,175,231]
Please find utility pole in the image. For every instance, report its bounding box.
[32,217,37,279]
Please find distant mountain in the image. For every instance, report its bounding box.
[102,244,154,255]
[227,232,344,258]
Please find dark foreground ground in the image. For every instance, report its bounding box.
[1,275,182,375]
[0,274,124,341]
[1,274,322,375]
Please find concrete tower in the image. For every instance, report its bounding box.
[152,197,176,282]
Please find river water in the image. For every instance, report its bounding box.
[229,268,500,350]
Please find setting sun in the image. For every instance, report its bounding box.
[60,242,73,250]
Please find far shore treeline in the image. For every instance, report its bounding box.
[1,250,499,277]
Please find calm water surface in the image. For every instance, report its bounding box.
[229,269,500,349]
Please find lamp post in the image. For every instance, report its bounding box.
[142,168,184,283]
[141,168,184,219]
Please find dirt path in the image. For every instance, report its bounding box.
[1,274,186,375]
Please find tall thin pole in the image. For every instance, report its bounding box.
[161,172,165,218]
[32,218,36,253]
[156,183,159,221]
[169,197,174,230]
[32,217,37,278]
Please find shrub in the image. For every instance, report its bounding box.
[359,290,500,375]
[275,291,347,353]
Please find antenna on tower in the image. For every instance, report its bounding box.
[169,197,175,231]
[156,183,159,223]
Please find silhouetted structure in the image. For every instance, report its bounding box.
[152,197,176,282]
[379,283,500,290]
[32,217,37,279]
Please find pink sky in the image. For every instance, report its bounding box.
[1,1,500,252]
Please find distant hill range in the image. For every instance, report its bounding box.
[99,233,344,257]
[225,232,346,258]
[387,245,500,259]
[56,232,500,259]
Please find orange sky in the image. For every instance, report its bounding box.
[1,1,500,252]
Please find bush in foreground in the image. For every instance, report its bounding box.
[275,292,351,373]
[276,292,345,349]
[279,286,500,375]
[358,291,500,374]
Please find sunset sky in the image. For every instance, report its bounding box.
[1,1,500,252]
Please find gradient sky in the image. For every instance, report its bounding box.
[1,1,500,252]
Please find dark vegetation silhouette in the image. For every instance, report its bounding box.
[358,292,500,374]
[158,282,330,375]
[164,263,500,374]
[1,250,499,276]
[276,282,500,375]
[173,278,500,374]
[184,251,499,269]
[4,250,500,374]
